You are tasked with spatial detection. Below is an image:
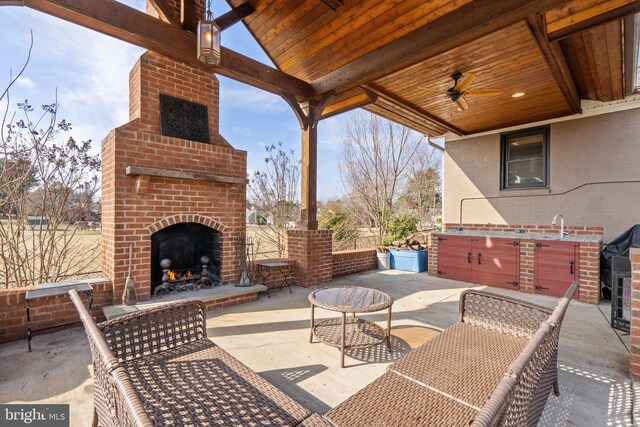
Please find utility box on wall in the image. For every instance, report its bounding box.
[389,249,428,272]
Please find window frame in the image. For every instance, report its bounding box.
[500,125,550,190]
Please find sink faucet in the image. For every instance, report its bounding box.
[551,213,567,237]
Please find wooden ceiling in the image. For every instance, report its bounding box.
[227,0,639,136]
[4,0,638,137]
[368,22,574,134]
[228,0,475,82]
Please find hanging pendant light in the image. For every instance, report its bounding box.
[197,0,221,65]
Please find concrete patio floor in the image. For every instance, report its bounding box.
[0,270,635,426]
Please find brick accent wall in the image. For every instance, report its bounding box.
[630,248,640,380]
[102,52,247,302]
[286,230,333,287]
[332,249,377,277]
[429,224,603,304]
[0,279,112,343]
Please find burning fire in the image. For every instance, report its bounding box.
[167,269,192,281]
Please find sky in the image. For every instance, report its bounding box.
[0,1,353,200]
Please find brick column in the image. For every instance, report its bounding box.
[630,248,640,380]
[427,233,438,276]
[286,229,333,287]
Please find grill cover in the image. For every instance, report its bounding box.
[601,224,640,298]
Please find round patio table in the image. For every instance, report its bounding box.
[308,286,393,368]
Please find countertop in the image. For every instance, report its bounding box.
[437,230,602,243]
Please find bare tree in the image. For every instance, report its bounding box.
[248,142,300,257]
[340,112,438,243]
[0,40,101,289]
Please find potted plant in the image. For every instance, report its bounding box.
[376,236,394,270]
[385,213,428,272]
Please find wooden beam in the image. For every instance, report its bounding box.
[310,0,569,95]
[126,165,246,185]
[216,1,255,30]
[282,93,309,130]
[148,0,180,26]
[3,0,313,98]
[181,0,196,33]
[527,15,582,114]
[320,0,343,11]
[548,1,640,41]
[321,92,370,120]
[624,14,639,95]
[362,85,465,136]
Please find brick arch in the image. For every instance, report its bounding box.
[146,214,227,235]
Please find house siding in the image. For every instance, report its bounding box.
[444,108,640,242]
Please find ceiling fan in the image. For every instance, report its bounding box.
[445,72,502,111]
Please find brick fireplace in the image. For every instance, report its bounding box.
[101,50,247,302]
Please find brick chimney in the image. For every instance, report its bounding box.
[101,50,247,302]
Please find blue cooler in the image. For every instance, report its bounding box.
[389,249,428,272]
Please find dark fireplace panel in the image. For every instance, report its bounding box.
[151,222,221,295]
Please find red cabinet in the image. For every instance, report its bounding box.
[437,236,520,289]
[534,241,579,298]
[437,236,473,282]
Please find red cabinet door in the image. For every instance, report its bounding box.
[437,236,473,282]
[472,237,520,289]
[534,241,579,298]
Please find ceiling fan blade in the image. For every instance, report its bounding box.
[464,89,502,97]
[455,72,476,92]
[456,96,469,111]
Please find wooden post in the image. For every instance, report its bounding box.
[300,100,318,230]
[282,94,330,231]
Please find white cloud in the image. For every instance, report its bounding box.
[15,76,35,88]
[222,85,287,114]
[318,116,347,151]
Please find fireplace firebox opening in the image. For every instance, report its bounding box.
[151,222,221,296]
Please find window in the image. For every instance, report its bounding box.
[501,126,549,189]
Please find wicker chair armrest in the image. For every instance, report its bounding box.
[98,299,208,362]
[111,367,155,426]
[459,290,552,339]
[69,290,119,372]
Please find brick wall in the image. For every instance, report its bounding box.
[286,230,333,287]
[630,248,640,380]
[102,52,247,302]
[0,279,112,343]
[429,224,603,304]
[332,249,377,277]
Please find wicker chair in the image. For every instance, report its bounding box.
[322,281,579,427]
[69,291,314,426]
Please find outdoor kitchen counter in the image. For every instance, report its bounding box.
[438,230,602,243]
[431,228,602,303]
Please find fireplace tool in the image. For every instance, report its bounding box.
[122,243,138,305]
[236,237,254,287]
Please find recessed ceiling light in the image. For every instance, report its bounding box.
[511,92,525,98]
